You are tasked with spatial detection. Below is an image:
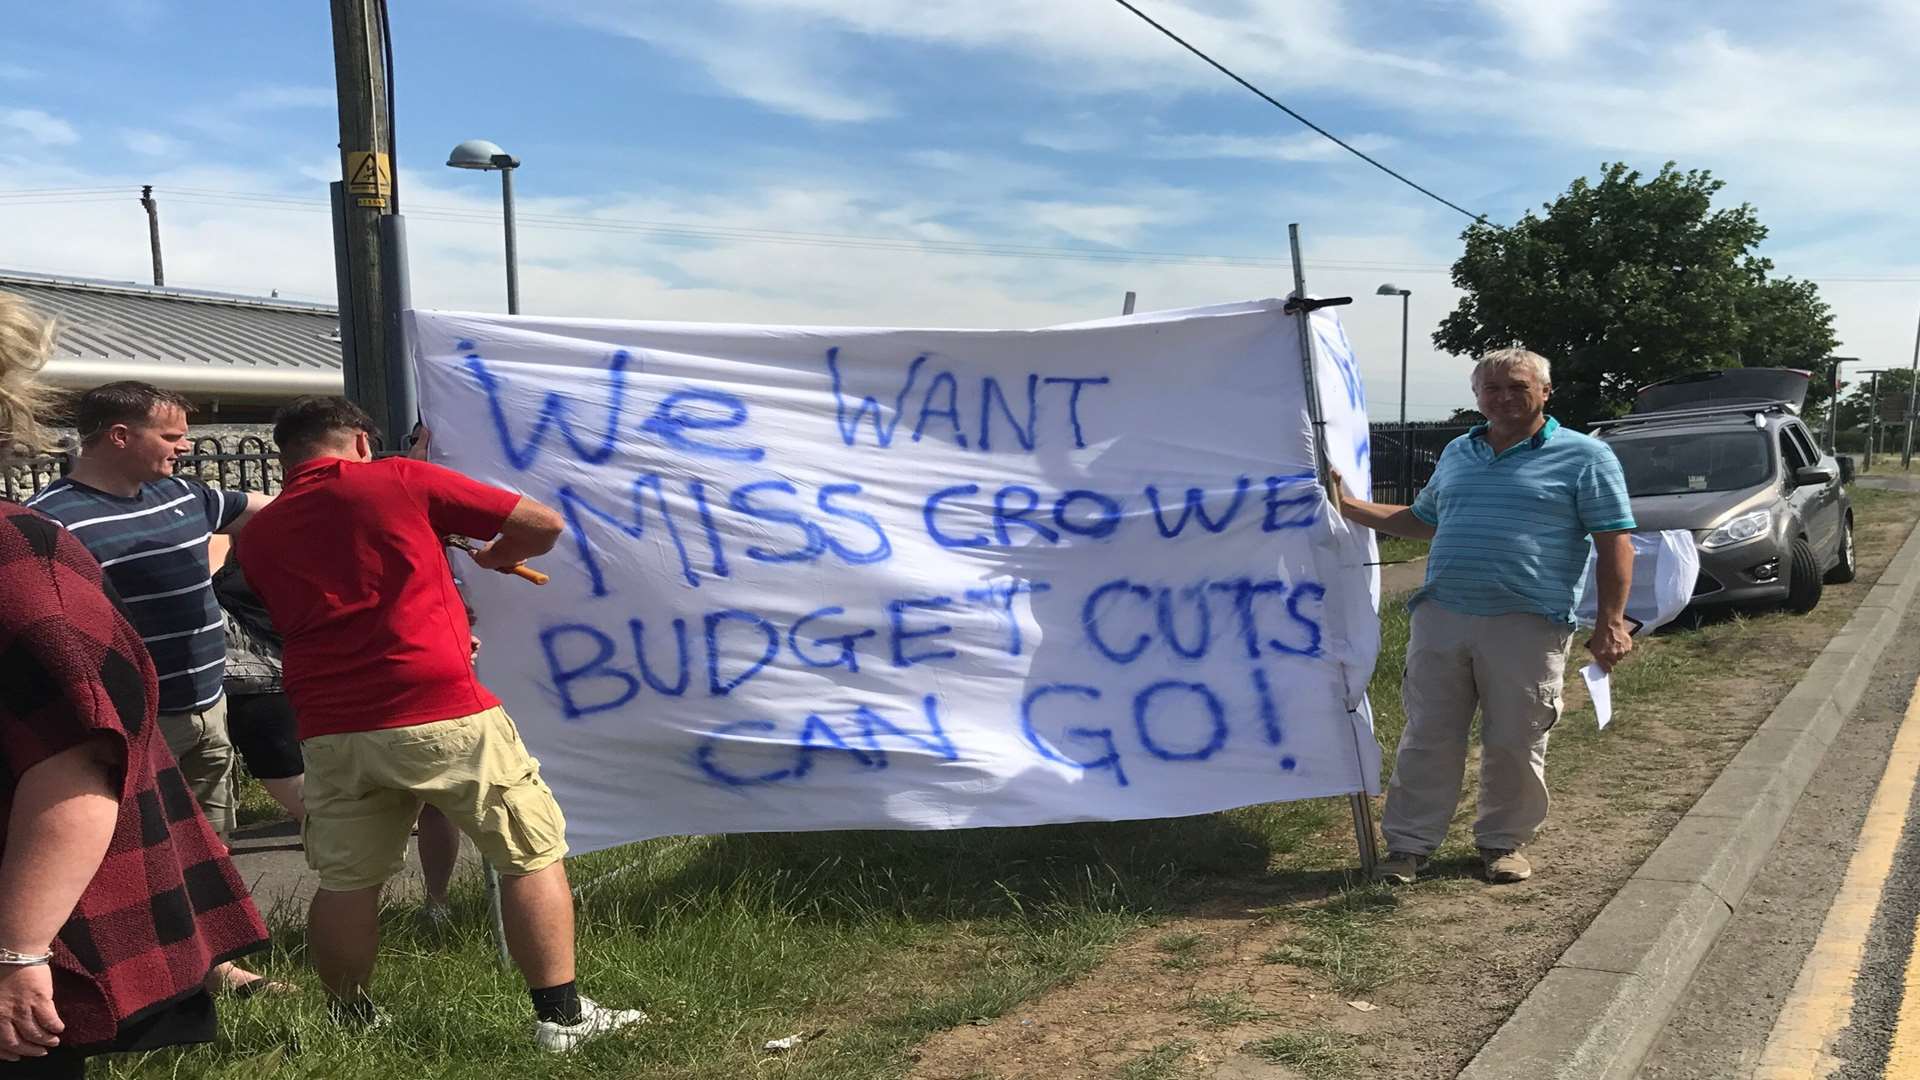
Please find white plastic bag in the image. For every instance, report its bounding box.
[1575,529,1700,636]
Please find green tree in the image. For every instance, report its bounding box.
[1435,163,1839,425]
[1835,368,1916,431]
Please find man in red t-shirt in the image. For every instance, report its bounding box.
[236,396,643,1053]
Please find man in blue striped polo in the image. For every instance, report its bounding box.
[28,382,271,844]
[1333,349,1634,885]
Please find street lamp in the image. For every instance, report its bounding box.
[446,139,522,315]
[1905,310,1920,470]
[1375,284,1412,430]
[1826,356,1859,453]
[1860,368,1896,471]
[1376,284,1413,500]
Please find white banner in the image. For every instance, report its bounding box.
[411,300,1382,853]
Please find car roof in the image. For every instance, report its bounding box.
[1598,415,1789,440]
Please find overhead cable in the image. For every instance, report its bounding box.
[1107,0,1488,224]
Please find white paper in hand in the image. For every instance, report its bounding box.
[1582,663,1613,730]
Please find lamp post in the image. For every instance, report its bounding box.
[1905,308,1920,469]
[1861,368,1895,472]
[1376,284,1412,500]
[1826,356,1859,453]
[446,139,521,314]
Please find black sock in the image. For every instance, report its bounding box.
[328,995,379,1027]
[530,980,583,1025]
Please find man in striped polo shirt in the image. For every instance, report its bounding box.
[1334,349,1634,885]
[28,382,270,843]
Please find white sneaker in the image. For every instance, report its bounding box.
[533,996,649,1053]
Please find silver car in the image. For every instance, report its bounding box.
[1593,369,1854,614]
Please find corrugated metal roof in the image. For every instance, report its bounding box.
[0,270,344,402]
[2,270,341,370]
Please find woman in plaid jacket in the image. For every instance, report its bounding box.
[0,292,268,1077]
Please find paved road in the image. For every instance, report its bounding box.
[1639,596,1920,1078]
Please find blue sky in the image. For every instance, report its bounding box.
[3,0,1917,418]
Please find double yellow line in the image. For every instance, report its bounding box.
[1757,676,1920,1077]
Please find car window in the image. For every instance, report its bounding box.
[1608,430,1772,497]
[1779,428,1810,475]
[1788,424,1821,465]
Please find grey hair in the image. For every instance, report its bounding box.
[1472,347,1552,389]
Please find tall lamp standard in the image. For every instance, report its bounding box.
[1826,356,1859,453]
[444,141,522,970]
[1376,284,1413,499]
[446,139,521,315]
[1904,309,1920,469]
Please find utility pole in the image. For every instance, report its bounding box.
[329,0,411,439]
[1866,370,1886,471]
[1904,308,1920,469]
[138,185,164,286]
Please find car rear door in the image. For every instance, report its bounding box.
[1789,422,1842,560]
[1777,423,1832,556]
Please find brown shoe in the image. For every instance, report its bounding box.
[1375,851,1425,885]
[1479,848,1532,883]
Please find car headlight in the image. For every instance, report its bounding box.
[1701,509,1772,550]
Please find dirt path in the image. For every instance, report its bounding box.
[907,498,1920,1080]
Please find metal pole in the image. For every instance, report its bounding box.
[1827,358,1841,453]
[377,214,417,438]
[1397,293,1409,433]
[1868,371,1881,471]
[486,164,517,966]
[501,167,520,316]
[1122,290,1136,315]
[1904,309,1920,469]
[1287,223,1378,878]
[1398,292,1411,505]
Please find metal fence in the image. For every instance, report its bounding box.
[8,426,1471,505]
[1368,423,1471,506]
[4,435,282,502]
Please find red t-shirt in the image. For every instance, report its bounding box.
[235,457,521,738]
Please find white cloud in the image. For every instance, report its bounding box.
[244,85,335,111]
[1022,126,1123,154]
[1148,131,1395,163]
[1477,0,1613,58]
[122,129,184,157]
[0,107,77,146]
[552,3,893,122]
[0,62,37,81]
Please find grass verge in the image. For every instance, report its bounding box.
[104,491,1920,1079]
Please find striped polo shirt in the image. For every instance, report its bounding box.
[28,476,248,712]
[1409,417,1636,625]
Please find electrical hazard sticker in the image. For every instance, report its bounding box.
[345,151,391,197]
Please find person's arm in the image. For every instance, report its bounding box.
[467,496,565,574]
[219,492,273,534]
[399,459,564,577]
[1327,468,1438,540]
[1586,530,1634,671]
[189,477,269,536]
[0,735,121,1061]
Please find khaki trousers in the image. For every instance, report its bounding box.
[1381,605,1573,856]
[158,695,236,840]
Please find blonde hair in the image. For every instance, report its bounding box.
[0,290,63,455]
[1472,347,1552,389]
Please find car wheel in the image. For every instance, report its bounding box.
[1825,515,1857,584]
[1786,537,1823,613]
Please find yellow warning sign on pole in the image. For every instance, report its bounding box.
[345,151,391,197]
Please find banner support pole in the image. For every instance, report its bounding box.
[1284,223,1378,878]
[485,863,510,967]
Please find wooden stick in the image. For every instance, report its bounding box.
[444,535,549,585]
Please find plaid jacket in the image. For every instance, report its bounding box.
[0,502,268,1049]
